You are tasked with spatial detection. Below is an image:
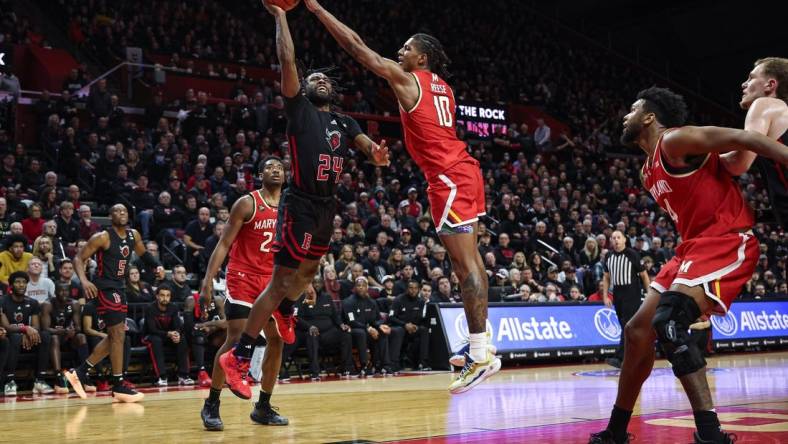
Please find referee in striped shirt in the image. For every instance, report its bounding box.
[602,230,650,368]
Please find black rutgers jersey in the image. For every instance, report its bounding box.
[50,301,76,329]
[285,94,362,198]
[95,228,135,289]
[1,296,40,327]
[754,130,788,227]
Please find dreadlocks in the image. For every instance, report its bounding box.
[410,33,451,79]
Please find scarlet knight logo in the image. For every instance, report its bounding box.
[325,128,341,151]
[120,245,130,258]
[14,313,23,323]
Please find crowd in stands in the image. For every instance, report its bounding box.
[0,0,784,394]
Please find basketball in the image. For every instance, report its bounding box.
[266,0,300,11]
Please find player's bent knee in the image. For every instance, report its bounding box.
[651,291,706,377]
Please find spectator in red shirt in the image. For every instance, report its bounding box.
[21,204,45,244]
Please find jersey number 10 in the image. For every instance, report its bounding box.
[433,96,453,128]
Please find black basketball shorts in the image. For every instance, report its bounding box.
[272,187,335,269]
[96,286,127,327]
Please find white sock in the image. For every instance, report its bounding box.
[468,333,488,362]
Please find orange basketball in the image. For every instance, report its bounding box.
[267,0,300,11]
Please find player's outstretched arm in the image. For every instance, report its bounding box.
[720,97,785,175]
[662,125,788,166]
[264,1,300,98]
[304,0,412,90]
[199,195,253,304]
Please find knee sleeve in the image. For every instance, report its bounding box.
[651,291,706,377]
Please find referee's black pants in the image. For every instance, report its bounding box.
[613,291,642,360]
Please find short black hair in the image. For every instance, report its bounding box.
[257,155,283,175]
[635,87,688,128]
[9,271,29,284]
[4,234,28,250]
[410,33,451,79]
[156,283,173,295]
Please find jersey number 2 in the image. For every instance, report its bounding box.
[259,232,274,253]
[317,154,344,183]
[433,96,453,128]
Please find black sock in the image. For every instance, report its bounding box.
[208,387,222,403]
[78,359,95,374]
[256,390,271,408]
[607,405,632,443]
[234,333,256,359]
[110,374,124,388]
[278,299,295,316]
[693,410,722,441]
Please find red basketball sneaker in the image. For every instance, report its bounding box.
[272,310,296,344]
[219,349,251,400]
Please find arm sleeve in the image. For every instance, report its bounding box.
[330,297,343,327]
[172,306,184,332]
[629,250,644,273]
[344,115,362,140]
[284,94,309,130]
[388,298,405,326]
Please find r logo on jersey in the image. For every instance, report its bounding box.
[120,245,130,258]
[325,128,342,151]
[302,232,313,251]
[14,313,23,323]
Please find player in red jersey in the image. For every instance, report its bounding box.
[199,157,288,430]
[304,0,500,394]
[589,88,788,444]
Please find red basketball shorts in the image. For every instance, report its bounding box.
[651,232,758,315]
[427,159,486,232]
[225,269,272,308]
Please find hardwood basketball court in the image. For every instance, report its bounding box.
[1,351,786,443]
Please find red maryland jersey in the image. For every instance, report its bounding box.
[642,130,754,240]
[227,190,277,275]
[399,70,472,180]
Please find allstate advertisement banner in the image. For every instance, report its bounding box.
[439,300,788,354]
[710,301,788,340]
[439,305,622,354]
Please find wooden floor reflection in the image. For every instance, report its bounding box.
[1,351,787,443]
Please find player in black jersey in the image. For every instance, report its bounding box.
[65,203,164,403]
[220,1,390,401]
[725,57,788,227]
[0,271,53,396]
[43,282,89,394]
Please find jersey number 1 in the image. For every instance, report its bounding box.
[433,96,453,128]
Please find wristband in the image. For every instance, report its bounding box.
[20,325,27,334]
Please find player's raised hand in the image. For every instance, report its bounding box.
[262,0,285,15]
[303,0,322,13]
[371,139,390,167]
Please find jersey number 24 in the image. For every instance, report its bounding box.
[317,154,344,183]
